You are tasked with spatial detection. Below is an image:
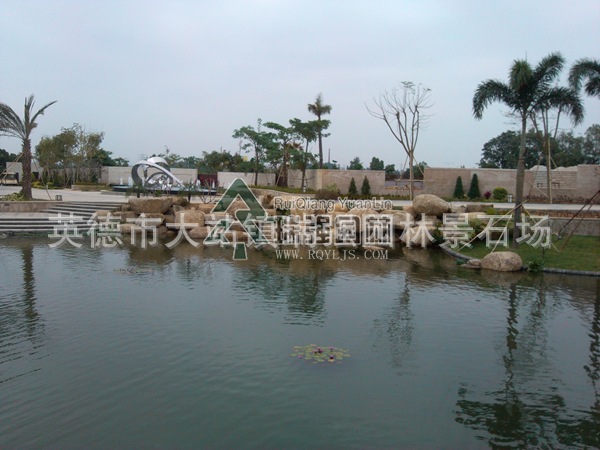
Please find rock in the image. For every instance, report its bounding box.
[412,194,451,218]
[114,211,137,224]
[128,197,173,214]
[347,207,378,217]
[480,251,523,272]
[188,226,210,240]
[402,205,417,219]
[134,213,164,227]
[401,224,438,247]
[120,223,134,234]
[194,203,218,214]
[462,258,481,269]
[258,194,274,207]
[451,204,467,214]
[172,210,205,228]
[333,202,349,213]
[389,211,413,230]
[171,196,189,207]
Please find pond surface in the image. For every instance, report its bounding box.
[0,239,598,448]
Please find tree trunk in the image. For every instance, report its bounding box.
[21,139,33,200]
[280,147,289,188]
[512,115,527,248]
[409,150,414,201]
[254,148,259,186]
[317,131,323,169]
[546,134,552,204]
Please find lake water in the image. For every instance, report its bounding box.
[0,238,598,448]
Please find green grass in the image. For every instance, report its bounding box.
[457,235,600,272]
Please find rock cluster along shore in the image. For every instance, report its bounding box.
[95,192,523,272]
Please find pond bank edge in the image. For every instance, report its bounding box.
[440,245,600,278]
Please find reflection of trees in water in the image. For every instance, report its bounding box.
[0,242,45,383]
[557,279,600,446]
[232,259,335,324]
[455,281,600,448]
[371,273,413,369]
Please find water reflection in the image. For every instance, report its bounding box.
[0,239,598,447]
[231,251,333,324]
[371,273,414,370]
[455,279,600,448]
[0,241,45,383]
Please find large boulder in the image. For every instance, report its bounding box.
[128,197,173,214]
[171,210,205,228]
[480,251,523,272]
[412,194,451,218]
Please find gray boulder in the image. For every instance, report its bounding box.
[128,197,173,214]
[480,251,523,272]
[412,194,451,218]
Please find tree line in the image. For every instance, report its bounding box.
[479,124,599,169]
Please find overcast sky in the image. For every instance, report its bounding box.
[1,0,599,170]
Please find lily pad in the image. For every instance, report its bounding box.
[291,344,350,364]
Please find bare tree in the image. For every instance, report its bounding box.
[367,82,432,200]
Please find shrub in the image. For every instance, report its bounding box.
[348,178,358,198]
[484,191,492,200]
[315,183,339,200]
[453,176,464,199]
[361,176,371,197]
[492,187,508,201]
[467,174,480,200]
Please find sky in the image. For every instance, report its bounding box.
[1,0,599,170]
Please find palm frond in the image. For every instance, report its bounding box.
[0,102,25,139]
[537,86,585,126]
[532,52,564,90]
[569,58,600,98]
[472,80,515,119]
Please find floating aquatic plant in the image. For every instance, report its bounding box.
[291,344,350,364]
[114,267,155,275]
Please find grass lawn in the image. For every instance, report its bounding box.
[456,235,600,272]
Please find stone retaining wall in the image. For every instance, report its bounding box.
[0,201,60,212]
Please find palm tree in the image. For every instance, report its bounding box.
[569,58,600,100]
[529,85,583,203]
[307,93,332,169]
[0,95,57,199]
[473,53,583,246]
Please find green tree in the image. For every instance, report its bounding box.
[529,74,583,203]
[232,119,275,185]
[36,124,106,185]
[348,157,364,170]
[473,52,583,245]
[94,149,129,167]
[264,121,300,187]
[289,118,319,191]
[0,95,57,199]
[453,176,465,199]
[401,161,427,180]
[0,148,19,170]
[569,58,600,100]
[384,164,397,180]
[307,93,332,169]
[369,156,385,170]
[479,130,541,169]
[348,177,358,198]
[467,174,480,200]
[361,176,371,197]
[583,124,600,164]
